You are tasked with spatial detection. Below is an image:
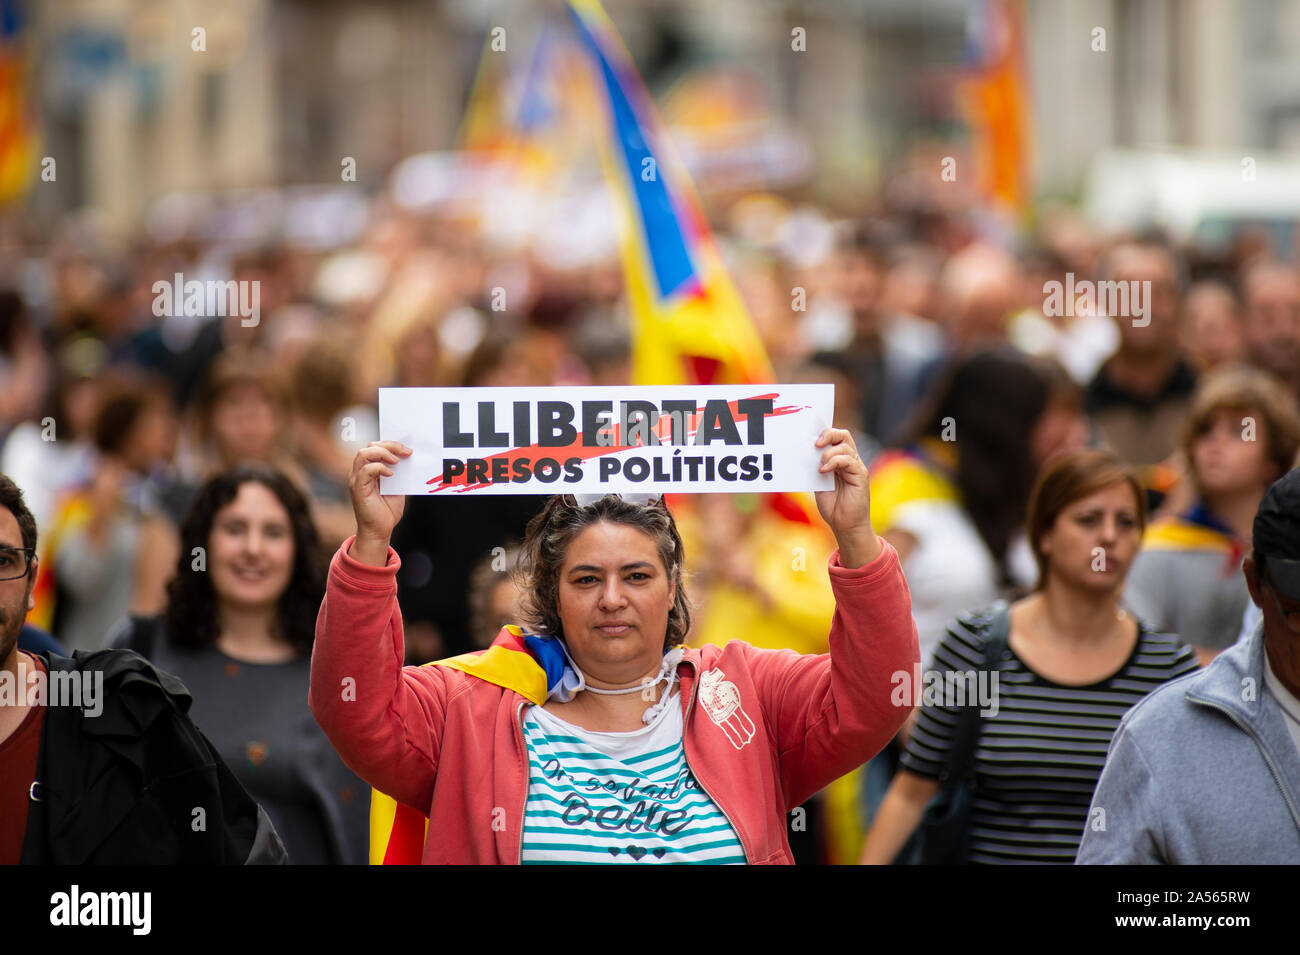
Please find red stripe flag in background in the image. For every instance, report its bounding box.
[0,0,37,205]
[960,0,1034,218]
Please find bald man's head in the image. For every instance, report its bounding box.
[940,244,1023,345]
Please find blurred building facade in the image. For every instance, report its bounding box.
[19,0,1300,230]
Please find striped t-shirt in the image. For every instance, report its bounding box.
[520,696,746,864]
[899,607,1198,864]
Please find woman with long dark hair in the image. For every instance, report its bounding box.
[869,349,1087,667]
[110,465,368,864]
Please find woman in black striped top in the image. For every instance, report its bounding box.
[860,449,1199,864]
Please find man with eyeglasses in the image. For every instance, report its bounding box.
[0,474,285,864]
[1077,468,1300,863]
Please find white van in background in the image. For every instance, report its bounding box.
[1082,149,1300,256]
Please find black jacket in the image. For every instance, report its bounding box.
[20,649,286,864]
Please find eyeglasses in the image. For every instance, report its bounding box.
[1264,573,1300,632]
[557,493,666,509]
[0,546,36,582]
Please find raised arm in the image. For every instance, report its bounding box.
[308,442,447,812]
[814,427,882,570]
[748,429,920,807]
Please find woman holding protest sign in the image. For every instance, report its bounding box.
[859,449,1198,864]
[309,428,919,864]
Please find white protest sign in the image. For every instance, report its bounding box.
[377,385,835,496]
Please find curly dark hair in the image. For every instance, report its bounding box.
[515,495,692,650]
[0,474,37,554]
[164,465,324,654]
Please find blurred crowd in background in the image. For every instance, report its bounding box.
[6,167,1300,866]
[4,177,1298,660]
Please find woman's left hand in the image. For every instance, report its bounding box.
[814,428,882,569]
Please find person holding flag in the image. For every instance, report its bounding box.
[308,431,918,864]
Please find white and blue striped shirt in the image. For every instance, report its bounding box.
[520,696,746,864]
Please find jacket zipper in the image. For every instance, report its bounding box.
[515,698,528,865]
[1187,694,1300,834]
[679,659,751,863]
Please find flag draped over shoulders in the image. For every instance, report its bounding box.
[368,625,565,865]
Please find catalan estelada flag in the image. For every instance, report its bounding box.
[0,0,36,205]
[960,0,1033,216]
[566,0,772,388]
[28,491,93,632]
[456,25,516,155]
[458,22,588,186]
[368,625,567,865]
[565,1,820,526]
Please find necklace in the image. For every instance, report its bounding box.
[570,648,686,723]
[585,683,658,696]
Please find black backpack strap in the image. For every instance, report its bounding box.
[939,601,1011,787]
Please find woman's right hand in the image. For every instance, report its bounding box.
[348,441,412,565]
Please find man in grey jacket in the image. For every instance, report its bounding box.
[1077,468,1300,864]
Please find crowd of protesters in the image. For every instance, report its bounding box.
[2,171,1300,864]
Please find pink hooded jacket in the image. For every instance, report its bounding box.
[309,535,918,864]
